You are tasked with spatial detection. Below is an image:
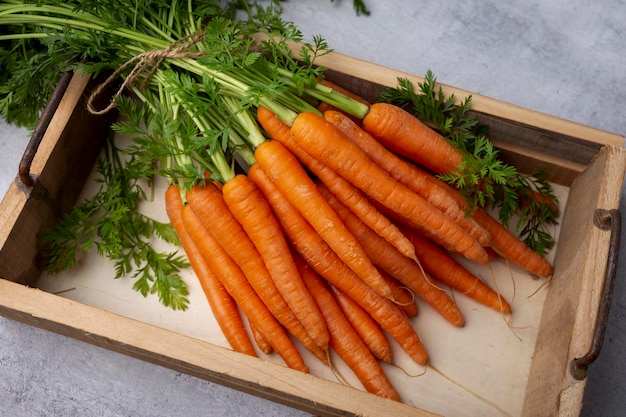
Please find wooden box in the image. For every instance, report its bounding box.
[0,53,624,417]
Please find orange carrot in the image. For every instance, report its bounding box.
[299,258,401,401]
[181,203,308,372]
[432,175,554,277]
[361,103,558,265]
[361,102,464,174]
[471,208,554,277]
[222,174,329,351]
[324,109,491,248]
[257,105,417,261]
[253,139,395,301]
[520,188,560,216]
[317,182,465,326]
[164,185,257,356]
[251,324,274,355]
[290,111,488,265]
[187,182,328,364]
[379,268,419,318]
[325,281,393,363]
[402,226,512,314]
[248,163,429,366]
[484,245,500,261]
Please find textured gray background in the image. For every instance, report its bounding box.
[1,0,625,415]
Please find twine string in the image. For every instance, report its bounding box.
[87,31,205,115]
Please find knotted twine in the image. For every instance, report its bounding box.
[86,31,205,115]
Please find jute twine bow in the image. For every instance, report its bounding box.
[87,31,205,115]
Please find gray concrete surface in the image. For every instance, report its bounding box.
[1,0,625,415]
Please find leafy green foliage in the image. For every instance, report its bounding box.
[329,0,370,16]
[246,5,332,94]
[514,170,559,254]
[438,136,520,213]
[40,137,190,310]
[380,71,559,255]
[0,36,73,129]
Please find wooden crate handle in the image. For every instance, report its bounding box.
[17,70,74,190]
[570,208,622,380]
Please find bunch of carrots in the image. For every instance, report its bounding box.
[161,79,555,401]
[1,1,556,402]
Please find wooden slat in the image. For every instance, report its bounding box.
[522,146,626,416]
[474,112,605,167]
[492,140,588,186]
[0,279,440,417]
[322,64,618,186]
[317,52,624,148]
[0,74,112,285]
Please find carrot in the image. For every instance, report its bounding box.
[293,250,393,363]
[401,226,512,314]
[361,103,558,264]
[290,111,489,265]
[484,246,500,261]
[187,182,328,364]
[299,258,401,401]
[251,324,274,355]
[164,185,257,356]
[324,109,491,248]
[327,282,394,363]
[379,268,419,318]
[317,182,465,326]
[361,102,464,174]
[519,188,560,216]
[222,174,329,351]
[257,105,417,261]
[431,174,554,277]
[253,139,395,301]
[180,203,308,372]
[248,163,429,366]
[471,208,554,277]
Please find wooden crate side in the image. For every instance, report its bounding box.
[322,65,617,186]
[0,184,58,285]
[475,113,605,167]
[0,74,87,242]
[30,75,113,214]
[316,51,624,148]
[490,138,587,186]
[0,74,110,285]
[0,279,440,417]
[557,146,626,415]
[522,146,626,416]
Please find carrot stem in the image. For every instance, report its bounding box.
[274,67,370,119]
